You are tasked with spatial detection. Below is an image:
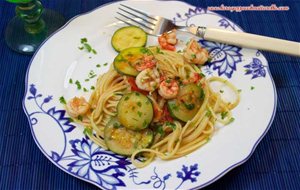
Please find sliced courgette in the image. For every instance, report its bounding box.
[104,117,153,156]
[111,26,147,52]
[167,84,204,122]
[117,92,153,130]
[113,47,152,76]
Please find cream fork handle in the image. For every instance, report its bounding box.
[190,27,300,57]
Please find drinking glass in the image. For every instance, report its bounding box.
[5,0,65,54]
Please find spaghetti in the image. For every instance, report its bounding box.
[66,41,240,168]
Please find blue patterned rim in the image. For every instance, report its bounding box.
[22,1,278,189]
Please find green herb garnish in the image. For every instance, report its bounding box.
[90,86,95,90]
[157,125,165,136]
[96,64,101,68]
[142,120,148,128]
[83,127,92,136]
[69,79,73,84]
[77,115,83,121]
[205,110,212,117]
[251,86,255,90]
[184,103,195,110]
[59,96,66,105]
[137,111,142,117]
[137,102,142,107]
[156,47,164,54]
[113,122,121,128]
[79,38,97,54]
[221,111,228,120]
[199,88,205,100]
[75,80,81,90]
[207,57,212,62]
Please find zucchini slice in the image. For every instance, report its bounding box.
[117,92,153,130]
[167,84,204,122]
[113,47,152,76]
[111,26,147,52]
[104,117,153,156]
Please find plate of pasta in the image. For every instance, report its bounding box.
[23,1,277,189]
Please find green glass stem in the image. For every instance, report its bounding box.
[5,0,65,54]
[16,0,45,34]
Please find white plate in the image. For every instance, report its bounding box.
[23,1,277,189]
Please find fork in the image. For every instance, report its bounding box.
[116,4,300,57]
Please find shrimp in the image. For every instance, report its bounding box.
[183,73,202,84]
[183,39,209,65]
[135,68,160,92]
[135,55,157,71]
[66,97,90,118]
[158,29,177,51]
[158,79,179,99]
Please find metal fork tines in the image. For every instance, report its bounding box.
[116,4,177,36]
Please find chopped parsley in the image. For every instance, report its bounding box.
[184,102,195,110]
[142,120,148,128]
[137,102,142,107]
[221,111,228,120]
[83,87,88,92]
[96,64,101,68]
[124,96,129,101]
[59,96,66,105]
[205,110,212,117]
[251,86,255,90]
[88,70,97,79]
[191,54,196,59]
[219,90,224,93]
[113,122,121,128]
[137,111,142,117]
[90,86,95,90]
[78,38,97,54]
[77,115,83,121]
[68,118,74,122]
[207,57,212,62]
[199,88,205,100]
[166,122,176,130]
[229,117,235,123]
[81,38,87,43]
[140,48,150,54]
[238,89,242,93]
[170,103,179,111]
[200,73,206,77]
[104,63,108,66]
[83,127,92,136]
[85,79,89,82]
[156,47,164,54]
[135,92,140,96]
[177,50,182,53]
[157,125,164,136]
[75,80,81,90]
[69,78,73,84]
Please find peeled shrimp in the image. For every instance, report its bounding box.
[158,79,179,99]
[184,39,209,64]
[135,68,160,92]
[66,97,90,118]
